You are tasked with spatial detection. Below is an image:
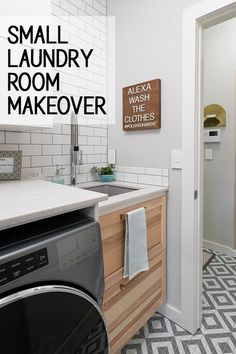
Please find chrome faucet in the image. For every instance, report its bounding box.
[71,113,83,185]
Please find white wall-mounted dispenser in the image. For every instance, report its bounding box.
[204,129,221,143]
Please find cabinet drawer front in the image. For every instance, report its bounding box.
[104,250,166,353]
[100,196,166,280]
[104,246,161,302]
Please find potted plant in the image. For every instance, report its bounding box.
[91,164,115,182]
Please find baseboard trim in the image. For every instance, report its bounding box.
[204,239,236,257]
[158,303,184,328]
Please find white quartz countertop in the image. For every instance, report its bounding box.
[78,181,168,215]
[0,179,108,231]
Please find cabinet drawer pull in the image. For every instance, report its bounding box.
[120,206,147,221]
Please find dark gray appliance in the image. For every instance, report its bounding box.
[0,211,109,354]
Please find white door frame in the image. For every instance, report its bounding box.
[182,0,236,334]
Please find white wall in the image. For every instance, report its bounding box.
[203,18,236,250]
[107,0,200,315]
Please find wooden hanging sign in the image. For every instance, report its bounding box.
[122,78,161,131]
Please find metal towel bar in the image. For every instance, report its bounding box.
[120,206,147,221]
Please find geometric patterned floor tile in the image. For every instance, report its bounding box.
[121,252,236,354]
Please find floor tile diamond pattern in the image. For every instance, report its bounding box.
[119,253,236,354]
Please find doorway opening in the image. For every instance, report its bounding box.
[181,0,236,335]
[203,18,236,258]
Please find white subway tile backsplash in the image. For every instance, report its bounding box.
[53,155,71,165]
[62,165,71,176]
[124,173,138,183]
[101,137,107,145]
[146,168,163,176]
[70,0,86,11]
[162,169,169,177]
[79,126,94,136]
[31,133,52,144]
[0,132,5,143]
[31,156,53,167]
[61,0,77,15]
[42,166,57,178]
[62,145,71,155]
[87,173,97,182]
[21,168,42,179]
[0,144,18,151]
[114,172,124,181]
[6,132,30,144]
[100,154,107,163]
[117,166,131,173]
[83,0,93,5]
[76,174,87,183]
[85,4,101,16]
[51,124,62,134]
[51,3,68,17]
[163,177,169,187]
[42,124,61,135]
[20,145,42,156]
[22,156,31,168]
[94,127,107,137]
[96,0,106,6]
[52,0,60,6]
[153,175,163,186]
[86,23,100,38]
[87,136,100,145]
[115,165,169,187]
[80,145,94,154]
[130,167,146,174]
[53,134,71,145]
[78,29,93,44]
[93,0,106,14]
[43,145,62,155]
[81,154,87,164]
[87,154,100,163]
[78,135,87,145]
[61,124,71,135]
[94,145,107,154]
[78,164,93,173]
[138,174,154,185]
[59,72,71,84]
[64,175,71,185]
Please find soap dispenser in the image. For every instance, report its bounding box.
[53,165,65,185]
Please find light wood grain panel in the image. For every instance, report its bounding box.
[100,195,167,353]
[100,196,166,279]
[110,293,163,354]
[104,248,161,302]
[105,250,165,353]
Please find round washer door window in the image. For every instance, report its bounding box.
[0,285,109,354]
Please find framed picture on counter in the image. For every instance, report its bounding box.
[0,151,22,181]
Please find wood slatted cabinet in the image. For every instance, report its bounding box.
[99,195,166,353]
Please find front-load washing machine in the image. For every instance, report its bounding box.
[0,210,109,354]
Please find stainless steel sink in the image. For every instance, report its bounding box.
[84,185,138,197]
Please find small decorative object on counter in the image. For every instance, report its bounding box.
[91,164,115,182]
[0,151,22,181]
[53,165,65,185]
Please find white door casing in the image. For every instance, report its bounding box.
[181,0,236,334]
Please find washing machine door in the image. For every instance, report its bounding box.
[0,285,109,354]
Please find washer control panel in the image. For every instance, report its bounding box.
[57,225,99,271]
[0,248,48,286]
